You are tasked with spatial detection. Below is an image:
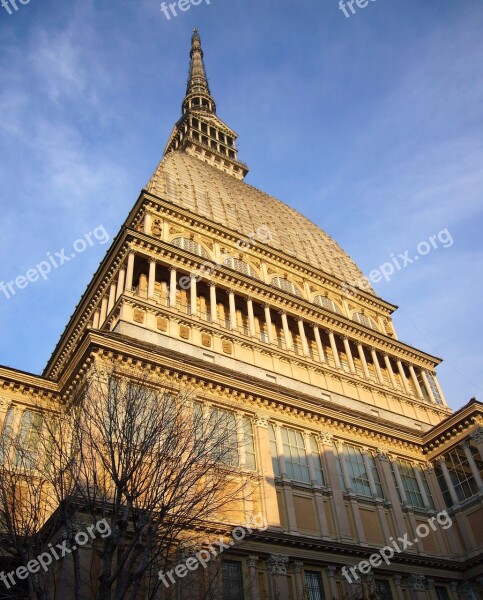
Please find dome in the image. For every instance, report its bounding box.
[146,151,372,293]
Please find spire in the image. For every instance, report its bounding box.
[163,30,249,180]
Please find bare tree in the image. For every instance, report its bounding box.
[0,362,254,600]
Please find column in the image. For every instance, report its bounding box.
[125,252,135,292]
[362,450,378,498]
[264,305,274,343]
[99,297,108,326]
[209,284,218,323]
[254,416,280,528]
[247,556,259,600]
[377,452,406,536]
[393,575,405,600]
[274,425,288,478]
[328,331,342,369]
[384,355,398,388]
[461,442,483,490]
[357,344,370,379]
[235,413,247,469]
[292,561,305,600]
[450,583,460,600]
[391,459,408,504]
[343,337,356,374]
[274,425,297,533]
[148,259,156,300]
[304,433,330,537]
[228,291,237,331]
[336,442,353,493]
[169,268,177,307]
[144,211,152,234]
[247,298,256,337]
[421,370,437,403]
[433,374,447,406]
[438,459,459,506]
[370,349,384,384]
[413,465,431,509]
[313,325,326,362]
[190,274,198,316]
[281,312,292,350]
[397,360,411,394]
[92,310,100,329]
[107,283,117,313]
[116,268,126,300]
[326,566,338,600]
[409,365,424,399]
[297,319,310,356]
[266,556,290,600]
[303,433,319,486]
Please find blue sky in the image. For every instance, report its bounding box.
[0,0,481,411]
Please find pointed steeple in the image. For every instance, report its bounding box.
[164,30,248,180]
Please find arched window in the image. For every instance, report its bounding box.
[352,312,379,331]
[314,295,342,314]
[271,277,302,297]
[222,257,259,279]
[172,237,211,259]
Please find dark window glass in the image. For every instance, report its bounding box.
[305,571,324,600]
[222,561,243,600]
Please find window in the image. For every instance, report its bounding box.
[435,447,479,506]
[14,411,43,469]
[271,276,302,297]
[391,460,435,509]
[195,403,256,470]
[426,372,444,405]
[435,587,450,600]
[172,237,210,259]
[0,406,14,464]
[334,444,383,498]
[352,312,379,331]
[305,571,325,600]
[314,295,342,315]
[222,561,244,600]
[223,257,259,279]
[268,424,325,485]
[375,580,393,600]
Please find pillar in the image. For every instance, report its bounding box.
[433,374,447,406]
[362,450,379,498]
[107,283,117,313]
[397,360,411,394]
[313,325,326,362]
[461,442,483,490]
[391,459,409,505]
[266,556,290,600]
[228,291,237,331]
[438,459,459,506]
[413,465,431,509]
[409,365,424,399]
[343,337,356,374]
[370,348,384,384]
[298,319,310,356]
[264,305,274,343]
[393,576,405,600]
[254,416,280,528]
[99,297,108,326]
[209,284,218,323]
[125,252,135,292]
[247,298,256,337]
[281,312,292,350]
[144,211,152,234]
[116,268,126,300]
[247,556,259,600]
[169,268,177,307]
[328,331,342,369]
[190,274,198,316]
[336,442,353,493]
[292,561,305,600]
[378,452,406,536]
[470,427,483,461]
[326,566,338,600]
[92,310,100,329]
[357,344,371,379]
[148,259,156,300]
[384,354,398,389]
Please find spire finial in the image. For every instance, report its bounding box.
[185,28,212,103]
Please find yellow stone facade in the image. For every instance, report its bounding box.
[0,29,482,600]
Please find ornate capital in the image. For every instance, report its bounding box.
[393,575,402,587]
[326,565,337,578]
[407,575,426,591]
[266,555,288,575]
[247,555,259,568]
[318,431,333,446]
[376,449,389,461]
[426,579,434,591]
[450,582,459,593]
[291,561,304,574]
[470,427,483,445]
[0,398,11,411]
[254,414,269,429]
